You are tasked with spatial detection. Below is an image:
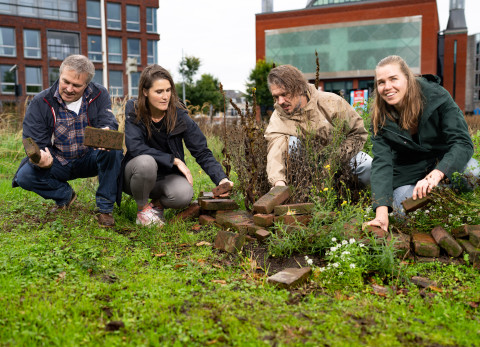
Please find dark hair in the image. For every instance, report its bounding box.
[371,55,423,135]
[135,64,185,136]
[267,64,308,98]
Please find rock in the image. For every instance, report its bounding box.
[267,267,311,289]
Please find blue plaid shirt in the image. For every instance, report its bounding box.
[52,85,93,165]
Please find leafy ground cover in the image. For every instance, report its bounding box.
[1,130,480,346]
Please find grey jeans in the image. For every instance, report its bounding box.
[392,157,480,214]
[124,155,193,209]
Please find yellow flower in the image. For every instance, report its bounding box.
[324,164,330,169]
[198,170,203,174]
[341,200,347,206]
[323,188,328,191]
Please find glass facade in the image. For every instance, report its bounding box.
[0,27,16,57]
[93,70,103,86]
[131,71,140,96]
[49,67,59,85]
[308,0,369,6]
[25,66,42,94]
[108,37,122,63]
[88,35,102,62]
[24,29,41,58]
[86,0,101,28]
[109,70,123,96]
[0,0,78,21]
[127,38,141,63]
[0,64,15,94]
[147,40,157,65]
[126,5,140,32]
[107,2,121,30]
[47,31,80,60]
[265,16,422,78]
[146,7,157,33]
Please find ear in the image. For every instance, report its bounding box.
[143,88,148,97]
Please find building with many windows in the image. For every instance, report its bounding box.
[256,0,478,113]
[0,0,159,110]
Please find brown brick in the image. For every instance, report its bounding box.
[199,215,216,226]
[174,203,201,221]
[364,225,388,239]
[255,229,271,241]
[274,214,311,226]
[412,233,440,258]
[387,233,411,256]
[267,267,311,289]
[84,126,124,150]
[253,186,291,214]
[401,196,430,213]
[199,191,214,198]
[22,137,41,163]
[274,203,314,216]
[457,239,480,263]
[212,182,232,197]
[431,226,463,257]
[451,225,470,238]
[247,223,264,235]
[200,199,239,211]
[215,210,253,234]
[343,223,362,239]
[253,213,275,227]
[469,228,480,248]
[411,276,435,288]
[214,230,246,253]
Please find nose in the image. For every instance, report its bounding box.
[278,96,285,104]
[66,84,74,93]
[384,81,392,90]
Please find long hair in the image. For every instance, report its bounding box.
[136,64,185,136]
[267,64,308,98]
[371,55,423,135]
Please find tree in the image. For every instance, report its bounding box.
[245,59,276,117]
[178,56,201,85]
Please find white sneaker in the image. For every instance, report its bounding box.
[136,206,164,227]
[149,203,165,220]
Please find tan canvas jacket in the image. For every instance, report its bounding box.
[264,84,368,186]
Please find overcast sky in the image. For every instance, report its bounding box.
[157,0,480,92]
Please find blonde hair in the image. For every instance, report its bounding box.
[371,55,423,135]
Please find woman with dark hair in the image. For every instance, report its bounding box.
[367,55,479,231]
[123,64,232,226]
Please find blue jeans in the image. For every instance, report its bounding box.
[393,157,480,214]
[15,148,123,213]
[289,136,372,186]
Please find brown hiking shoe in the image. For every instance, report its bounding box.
[48,190,77,214]
[96,213,115,227]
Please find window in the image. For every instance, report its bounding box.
[127,38,141,63]
[108,37,122,63]
[25,66,42,94]
[0,0,14,14]
[147,40,157,64]
[146,7,157,33]
[0,27,16,57]
[87,0,101,28]
[58,0,76,21]
[107,2,121,30]
[126,5,140,32]
[18,0,35,17]
[0,0,78,21]
[109,70,123,97]
[49,67,59,85]
[131,71,140,96]
[88,35,102,62]
[47,31,80,60]
[24,29,41,58]
[476,58,479,71]
[93,70,103,86]
[0,65,15,94]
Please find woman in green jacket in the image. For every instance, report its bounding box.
[367,55,479,231]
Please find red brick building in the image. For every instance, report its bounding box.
[0,0,159,110]
[256,0,470,111]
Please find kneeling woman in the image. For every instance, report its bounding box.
[123,65,232,226]
[367,55,479,231]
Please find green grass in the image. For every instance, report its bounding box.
[1,132,480,346]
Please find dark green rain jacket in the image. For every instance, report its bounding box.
[370,75,473,211]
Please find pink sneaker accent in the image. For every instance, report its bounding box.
[149,203,165,220]
[136,206,164,226]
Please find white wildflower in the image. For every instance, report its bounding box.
[306,258,313,265]
[338,272,343,276]
[333,263,339,268]
[330,246,337,252]
[350,264,356,269]
[331,237,337,242]
[349,238,355,244]
[342,240,348,245]
[342,251,350,255]
[359,243,365,247]
[319,267,326,272]
[304,256,309,260]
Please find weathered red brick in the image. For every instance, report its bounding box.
[199,215,216,226]
[274,214,311,226]
[412,233,440,258]
[411,276,436,288]
[22,137,41,163]
[253,213,275,227]
[274,203,314,216]
[451,225,471,238]
[174,203,201,221]
[253,186,291,214]
[386,233,411,256]
[364,225,388,239]
[255,229,271,241]
[267,267,311,289]
[431,226,463,257]
[457,239,480,263]
[215,210,253,234]
[212,182,232,197]
[468,228,480,248]
[247,223,264,235]
[84,126,124,150]
[214,230,246,253]
[402,196,430,213]
[200,199,239,211]
[343,223,362,239]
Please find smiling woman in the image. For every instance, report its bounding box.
[367,55,480,231]
[120,64,233,227]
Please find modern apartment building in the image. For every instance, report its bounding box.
[256,0,477,112]
[0,0,159,110]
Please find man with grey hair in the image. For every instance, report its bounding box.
[265,64,372,188]
[13,55,123,227]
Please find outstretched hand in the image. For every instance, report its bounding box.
[174,158,193,186]
[366,206,389,231]
[412,169,444,200]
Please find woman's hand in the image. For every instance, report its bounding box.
[174,158,193,186]
[37,147,53,169]
[366,206,389,231]
[412,169,444,200]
